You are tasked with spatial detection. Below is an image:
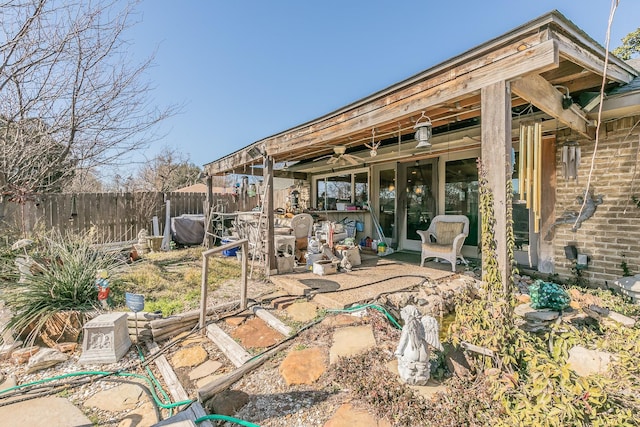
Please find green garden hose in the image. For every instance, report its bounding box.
[195,414,261,427]
[326,303,402,329]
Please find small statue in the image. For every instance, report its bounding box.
[545,191,603,241]
[95,269,111,309]
[395,305,443,386]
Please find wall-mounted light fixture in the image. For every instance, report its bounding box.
[554,85,573,110]
[414,112,432,149]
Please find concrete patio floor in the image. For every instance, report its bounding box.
[270,251,469,309]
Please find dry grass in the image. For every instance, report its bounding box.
[110,248,249,315]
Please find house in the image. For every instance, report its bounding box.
[204,10,640,288]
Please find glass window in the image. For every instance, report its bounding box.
[379,169,396,238]
[315,170,368,210]
[406,163,435,241]
[445,158,479,246]
[354,172,368,208]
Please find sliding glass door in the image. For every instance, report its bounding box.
[400,160,436,250]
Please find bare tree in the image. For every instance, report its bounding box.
[0,0,176,203]
[135,146,202,192]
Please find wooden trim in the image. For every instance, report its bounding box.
[552,31,635,84]
[267,40,558,159]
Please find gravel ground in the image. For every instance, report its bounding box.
[0,267,412,427]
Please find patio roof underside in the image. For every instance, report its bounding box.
[204,11,638,177]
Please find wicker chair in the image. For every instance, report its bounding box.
[417,215,469,272]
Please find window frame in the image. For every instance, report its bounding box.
[313,167,369,210]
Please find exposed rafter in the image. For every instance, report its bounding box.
[511,73,595,139]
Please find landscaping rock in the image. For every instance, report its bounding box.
[26,348,68,373]
[224,315,249,327]
[606,310,636,327]
[12,345,40,364]
[54,342,77,353]
[567,345,612,377]
[231,317,283,348]
[84,383,146,411]
[171,346,208,368]
[0,341,22,360]
[279,347,326,385]
[610,274,640,302]
[204,389,249,416]
[445,347,471,379]
[515,303,559,321]
[188,360,222,381]
[329,325,376,364]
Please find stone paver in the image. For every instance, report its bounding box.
[231,317,283,348]
[279,347,326,385]
[171,346,208,368]
[321,313,363,328]
[329,325,376,364]
[285,301,319,322]
[84,383,146,412]
[188,360,222,381]
[567,345,612,377]
[323,403,391,427]
[117,401,158,427]
[0,396,93,427]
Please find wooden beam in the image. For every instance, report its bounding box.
[481,80,511,293]
[205,143,266,177]
[511,73,594,139]
[267,40,559,158]
[552,31,635,84]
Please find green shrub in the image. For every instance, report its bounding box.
[1,230,126,345]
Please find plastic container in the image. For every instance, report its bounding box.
[377,241,388,255]
[221,238,239,257]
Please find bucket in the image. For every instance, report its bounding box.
[221,238,239,257]
[377,241,387,255]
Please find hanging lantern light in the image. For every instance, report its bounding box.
[414,112,432,149]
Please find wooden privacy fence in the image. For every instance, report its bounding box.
[0,191,222,243]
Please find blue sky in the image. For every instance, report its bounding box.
[125,0,640,171]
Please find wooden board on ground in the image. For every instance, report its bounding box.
[145,342,212,427]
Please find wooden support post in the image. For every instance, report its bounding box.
[205,175,214,248]
[199,248,209,336]
[263,156,275,276]
[241,240,248,310]
[481,80,512,293]
[199,240,248,334]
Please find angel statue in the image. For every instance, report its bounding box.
[395,305,444,385]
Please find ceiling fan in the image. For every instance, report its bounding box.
[313,146,360,166]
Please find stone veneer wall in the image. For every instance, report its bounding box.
[552,115,640,287]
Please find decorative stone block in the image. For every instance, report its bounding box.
[79,312,131,365]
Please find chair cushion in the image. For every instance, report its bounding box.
[422,243,452,254]
[435,221,464,245]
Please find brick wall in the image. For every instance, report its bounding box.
[552,115,640,287]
